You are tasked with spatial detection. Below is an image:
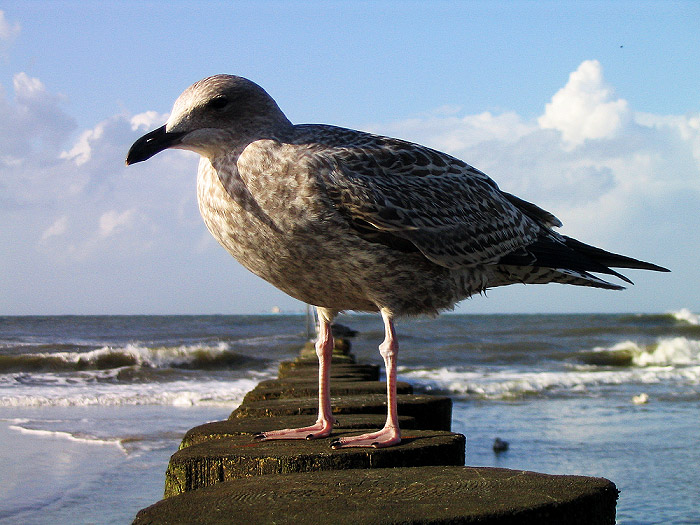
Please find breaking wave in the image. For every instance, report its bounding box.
[7,423,127,452]
[0,376,265,407]
[577,337,700,367]
[400,336,700,400]
[0,342,267,373]
[670,308,700,326]
[401,364,700,400]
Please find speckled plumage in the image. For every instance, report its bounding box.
[127,75,668,447]
[193,117,652,316]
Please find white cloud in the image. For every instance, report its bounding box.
[0,10,20,56]
[60,110,169,167]
[0,72,197,262]
[98,209,135,238]
[60,122,105,166]
[538,60,629,148]
[0,72,75,159]
[368,108,534,156]
[13,72,44,99]
[635,111,700,168]
[41,216,68,241]
[130,110,169,131]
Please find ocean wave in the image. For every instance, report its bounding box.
[0,342,267,373]
[578,337,700,367]
[7,424,127,452]
[0,376,262,407]
[670,308,700,326]
[400,364,700,400]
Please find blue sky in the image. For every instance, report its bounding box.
[1,1,698,315]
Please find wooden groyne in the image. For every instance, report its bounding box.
[133,337,618,524]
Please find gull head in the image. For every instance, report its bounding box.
[126,75,291,165]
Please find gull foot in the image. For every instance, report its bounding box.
[253,420,334,441]
[330,427,401,449]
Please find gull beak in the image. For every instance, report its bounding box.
[125,125,186,165]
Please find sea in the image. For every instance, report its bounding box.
[0,311,698,524]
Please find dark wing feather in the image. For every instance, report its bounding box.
[501,192,562,228]
[498,237,635,284]
[306,127,541,268]
[561,237,669,272]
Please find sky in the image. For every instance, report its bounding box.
[1,1,698,315]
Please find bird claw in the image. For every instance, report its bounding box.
[252,421,334,442]
[328,427,401,449]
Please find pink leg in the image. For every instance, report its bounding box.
[331,308,401,449]
[255,308,336,441]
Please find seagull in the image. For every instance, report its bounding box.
[126,75,668,448]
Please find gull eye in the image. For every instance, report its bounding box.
[207,95,229,110]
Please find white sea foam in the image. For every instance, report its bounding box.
[0,376,262,407]
[636,337,700,366]
[36,341,236,368]
[403,365,700,399]
[671,308,700,326]
[596,337,700,367]
[7,424,127,452]
[400,337,700,400]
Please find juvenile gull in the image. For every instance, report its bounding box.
[126,75,668,448]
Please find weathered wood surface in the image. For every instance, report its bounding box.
[179,414,418,449]
[231,394,452,431]
[165,430,466,498]
[277,360,379,380]
[241,379,413,403]
[136,466,618,525]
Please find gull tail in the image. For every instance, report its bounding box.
[499,235,669,289]
[562,237,670,276]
